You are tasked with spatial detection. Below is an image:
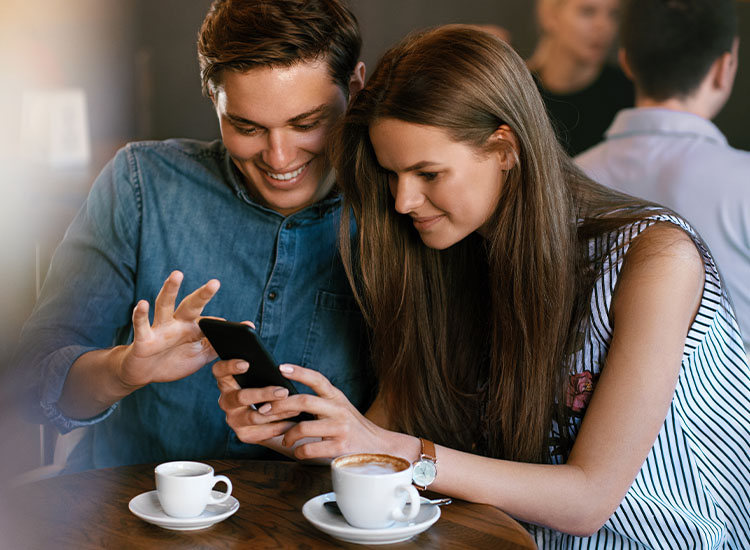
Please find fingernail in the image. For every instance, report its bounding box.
[279,365,294,374]
[236,361,249,372]
[258,403,272,414]
[273,387,289,397]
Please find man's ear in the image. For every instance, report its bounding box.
[618,48,634,82]
[489,124,520,170]
[711,38,739,93]
[348,61,366,100]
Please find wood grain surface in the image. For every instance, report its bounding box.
[0,459,536,549]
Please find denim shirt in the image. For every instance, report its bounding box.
[13,138,373,471]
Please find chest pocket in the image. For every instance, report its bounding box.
[301,290,373,411]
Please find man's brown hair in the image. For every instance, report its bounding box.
[197,0,361,96]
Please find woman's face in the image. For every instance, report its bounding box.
[543,0,620,66]
[368,118,510,250]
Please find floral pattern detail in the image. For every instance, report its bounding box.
[566,370,598,414]
[547,370,601,462]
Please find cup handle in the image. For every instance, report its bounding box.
[207,475,233,504]
[391,484,420,522]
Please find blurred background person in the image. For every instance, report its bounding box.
[527,0,633,155]
[472,23,512,44]
[577,0,749,355]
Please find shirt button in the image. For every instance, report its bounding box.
[268,291,278,300]
[286,221,296,229]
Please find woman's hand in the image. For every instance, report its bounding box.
[213,357,300,443]
[262,364,396,460]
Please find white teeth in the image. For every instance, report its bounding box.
[265,164,306,181]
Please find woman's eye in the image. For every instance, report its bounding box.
[419,172,438,182]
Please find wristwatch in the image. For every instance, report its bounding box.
[412,437,437,490]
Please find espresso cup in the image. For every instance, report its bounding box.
[331,453,420,529]
[154,461,233,518]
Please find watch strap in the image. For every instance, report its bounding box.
[420,437,437,462]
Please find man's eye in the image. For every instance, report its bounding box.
[294,120,322,131]
[235,126,259,136]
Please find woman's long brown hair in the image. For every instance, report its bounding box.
[334,26,659,463]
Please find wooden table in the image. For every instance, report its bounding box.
[0,459,536,549]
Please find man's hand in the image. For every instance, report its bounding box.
[59,270,222,419]
[117,270,221,389]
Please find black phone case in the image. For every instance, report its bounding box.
[198,318,313,421]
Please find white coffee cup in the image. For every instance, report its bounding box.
[154,461,233,518]
[331,453,420,529]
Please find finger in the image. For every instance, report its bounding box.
[292,438,343,461]
[257,392,326,418]
[174,279,220,321]
[153,271,183,325]
[279,364,340,399]
[233,421,295,444]
[131,300,153,341]
[248,406,302,424]
[240,321,257,329]
[282,418,349,456]
[220,384,291,410]
[212,359,247,385]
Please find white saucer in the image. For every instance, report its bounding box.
[302,492,440,545]
[128,490,239,531]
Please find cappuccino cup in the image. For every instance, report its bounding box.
[155,461,233,518]
[331,453,420,529]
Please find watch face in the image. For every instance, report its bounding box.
[412,460,437,486]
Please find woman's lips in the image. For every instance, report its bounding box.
[411,214,444,231]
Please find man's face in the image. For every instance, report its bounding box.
[212,62,349,216]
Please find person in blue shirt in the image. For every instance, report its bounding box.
[576,0,750,354]
[11,0,371,472]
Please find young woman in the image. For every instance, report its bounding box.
[528,0,633,155]
[213,26,750,548]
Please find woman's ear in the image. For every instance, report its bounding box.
[489,124,520,170]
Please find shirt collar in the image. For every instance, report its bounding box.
[605,107,728,147]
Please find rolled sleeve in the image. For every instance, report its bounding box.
[36,345,117,433]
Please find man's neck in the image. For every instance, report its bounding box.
[635,95,713,120]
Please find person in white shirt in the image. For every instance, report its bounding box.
[576,0,750,353]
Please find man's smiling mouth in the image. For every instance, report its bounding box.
[265,162,308,181]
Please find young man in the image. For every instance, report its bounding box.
[576,0,750,353]
[12,0,371,472]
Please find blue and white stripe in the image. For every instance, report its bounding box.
[530,213,750,549]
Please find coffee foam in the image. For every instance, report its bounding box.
[332,453,409,473]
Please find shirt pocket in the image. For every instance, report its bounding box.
[301,290,373,411]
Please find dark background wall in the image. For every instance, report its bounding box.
[131,0,750,148]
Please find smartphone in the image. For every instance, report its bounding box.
[198,318,312,421]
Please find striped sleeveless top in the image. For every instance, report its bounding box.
[528,212,750,549]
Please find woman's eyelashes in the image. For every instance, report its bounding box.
[417,171,438,182]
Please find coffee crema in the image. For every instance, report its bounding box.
[333,453,409,474]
